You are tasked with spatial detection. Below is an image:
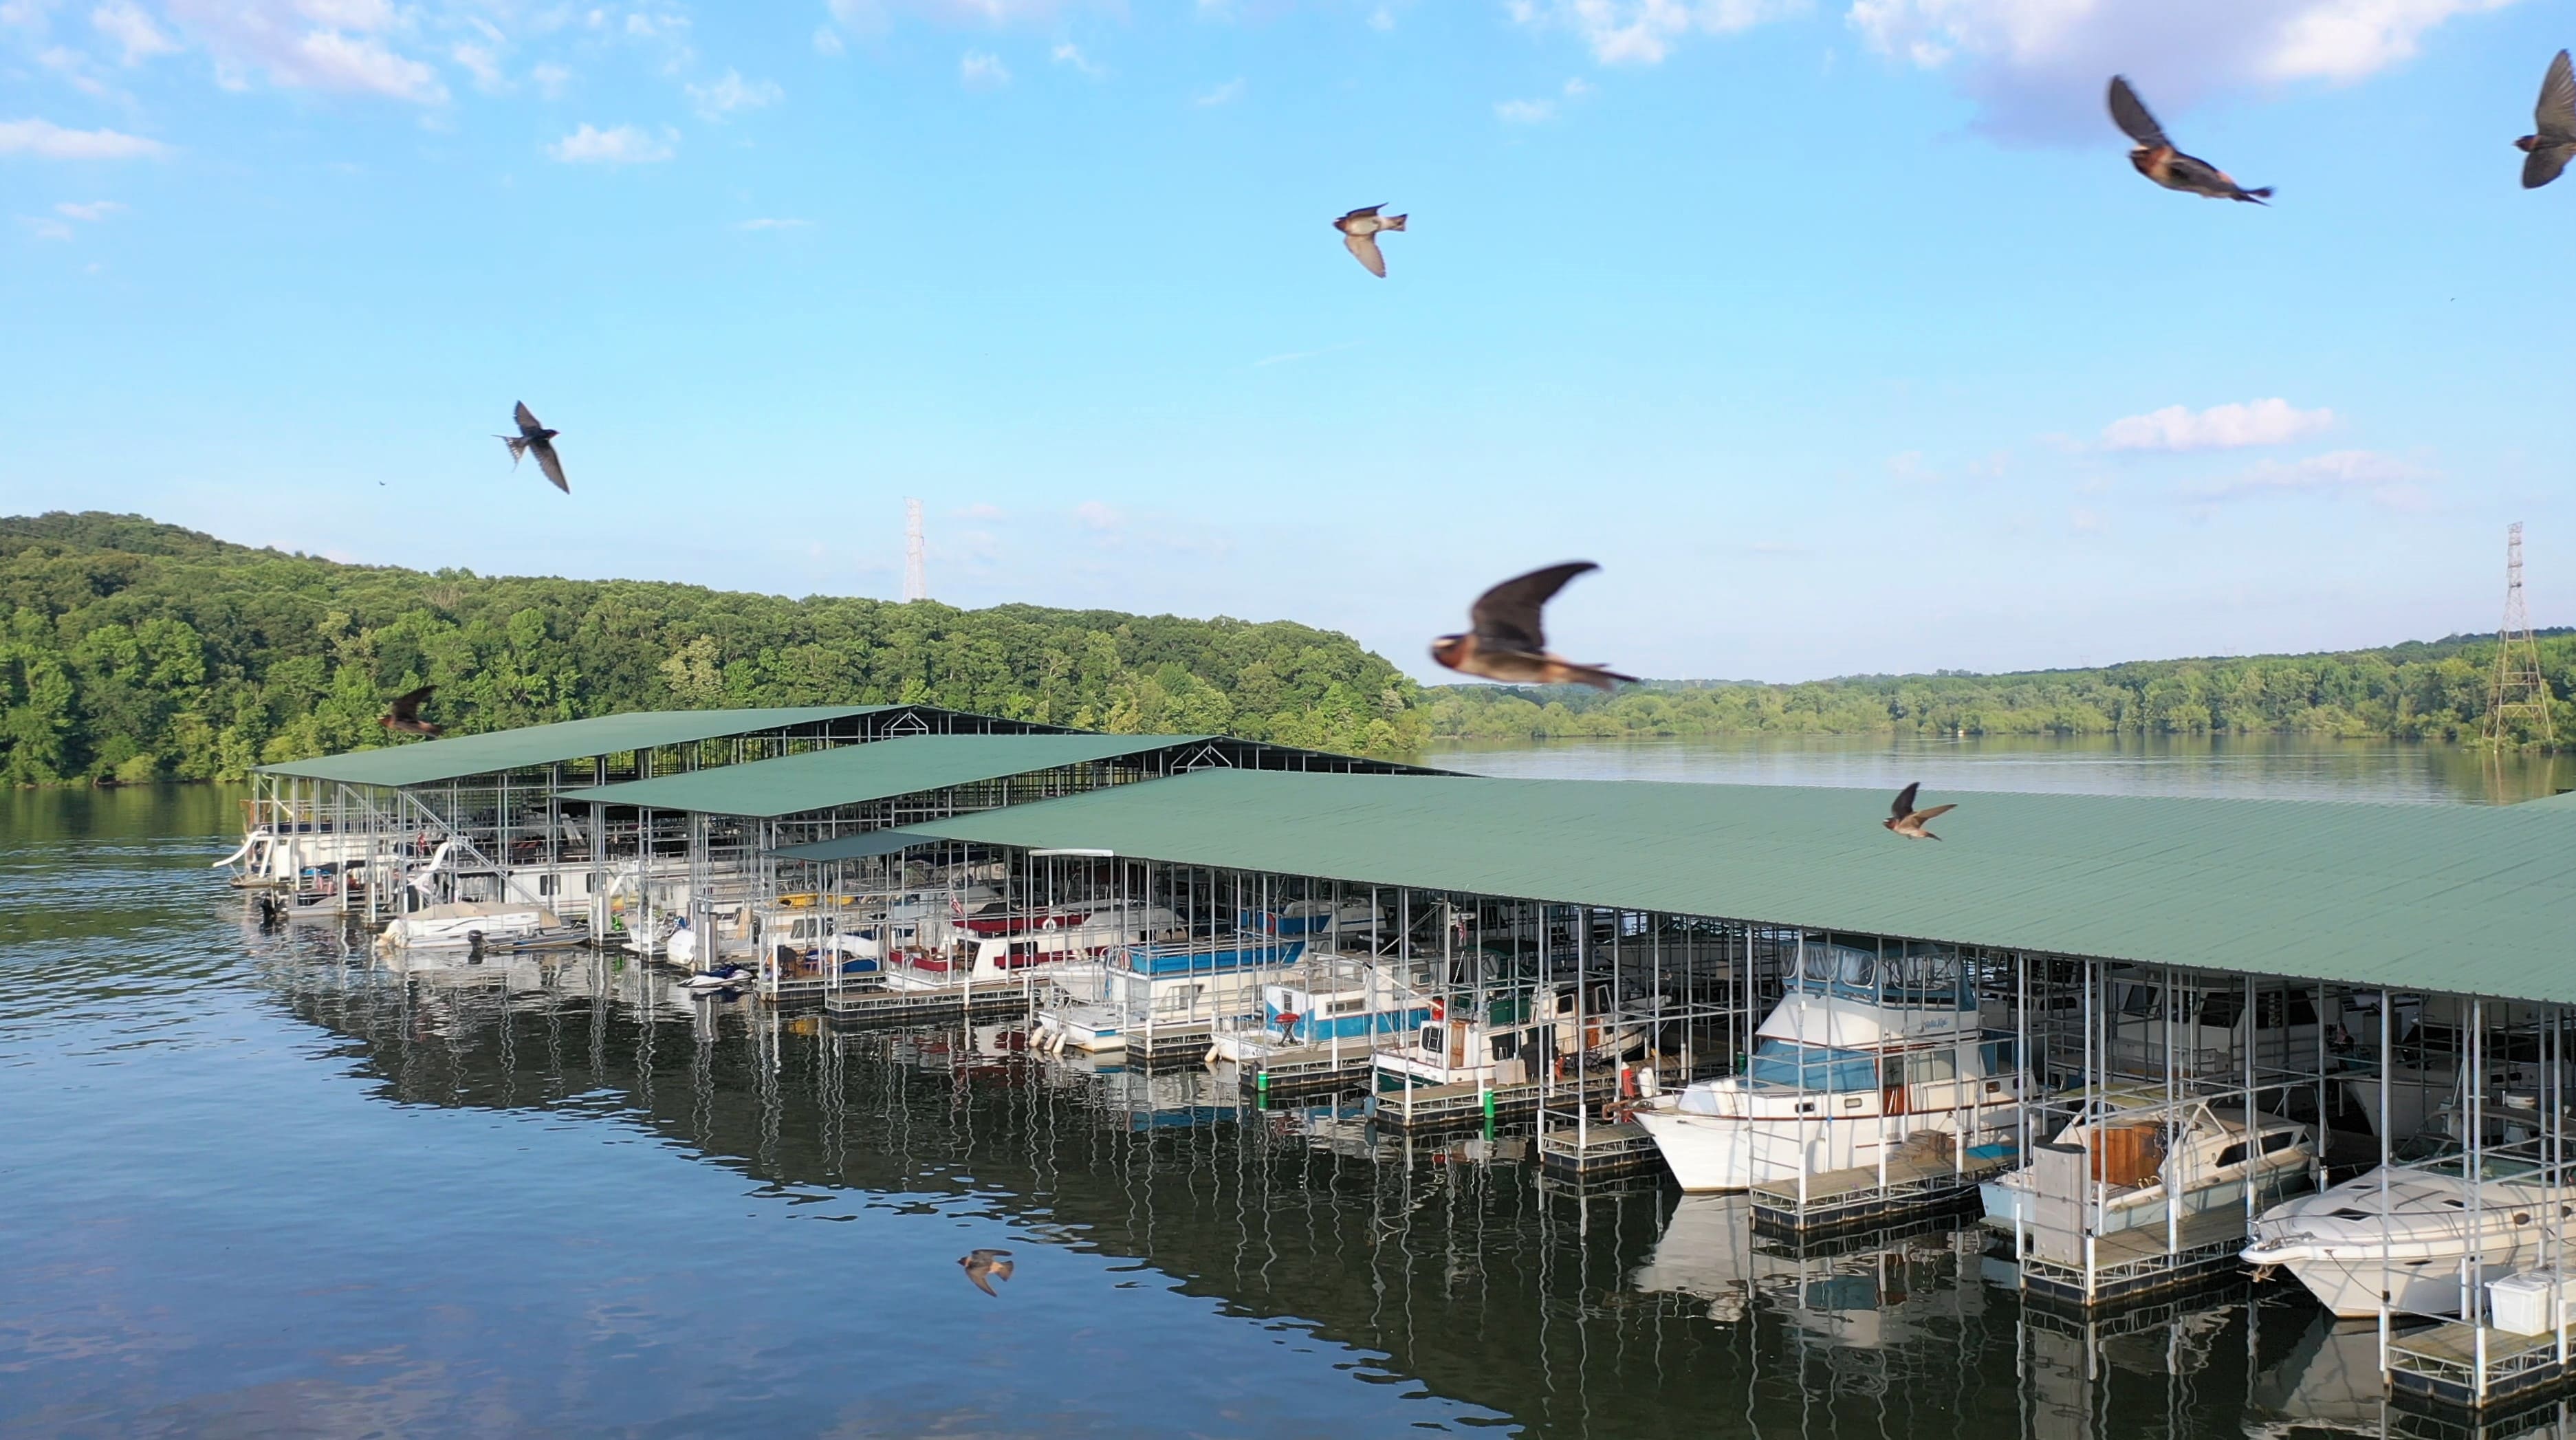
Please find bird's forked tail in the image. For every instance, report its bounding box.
[497,435,529,466]
[2237,187,2273,204]
[1384,214,1408,231]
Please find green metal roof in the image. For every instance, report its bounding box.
[558,733,1213,818]
[770,830,941,863]
[906,770,2576,1005]
[257,706,889,788]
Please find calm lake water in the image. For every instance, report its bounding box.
[1426,734,2570,807]
[1,746,2553,1437]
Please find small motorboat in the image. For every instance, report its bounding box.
[682,963,756,992]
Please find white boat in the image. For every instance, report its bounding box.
[377,901,585,952]
[1630,939,2026,1192]
[1980,1089,2317,1239]
[1236,897,1383,941]
[1206,960,1436,1065]
[1034,939,1307,1054]
[1373,979,1652,1092]
[879,906,1181,993]
[2244,1111,2571,1318]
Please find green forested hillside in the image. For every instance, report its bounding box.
[0,512,1427,784]
[1423,635,2573,745]
[3,512,2558,787]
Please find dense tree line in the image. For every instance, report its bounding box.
[1423,635,2575,745]
[0,512,1428,785]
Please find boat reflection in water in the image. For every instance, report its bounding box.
[1628,1195,1991,1350]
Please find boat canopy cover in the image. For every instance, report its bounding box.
[257,706,893,787]
[905,768,2576,1008]
[558,733,1215,818]
[771,829,941,863]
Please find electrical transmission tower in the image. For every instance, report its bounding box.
[904,499,928,602]
[2487,521,2555,745]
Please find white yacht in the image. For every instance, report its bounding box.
[376,901,585,953]
[1630,939,2024,1192]
[1981,1089,2317,1238]
[1372,980,1650,1092]
[2243,1105,2572,1318]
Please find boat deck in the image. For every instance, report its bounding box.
[1538,1120,1663,1179]
[1371,1076,1623,1134]
[1750,1144,2016,1236]
[1241,1044,1380,1099]
[823,983,1038,1026]
[2017,1208,2252,1310]
[2391,1321,2576,1410]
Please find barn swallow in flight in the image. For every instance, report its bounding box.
[959,1249,1015,1296]
[381,686,441,737]
[1430,563,1638,692]
[1884,782,1955,841]
[2519,50,2575,189]
[498,402,569,493]
[2108,76,2271,204]
[1333,205,1407,278]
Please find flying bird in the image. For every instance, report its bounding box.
[1430,563,1638,692]
[1333,205,1407,278]
[2519,50,2576,189]
[380,686,441,737]
[2107,76,2272,204]
[497,402,569,493]
[959,1249,1014,1297]
[1884,782,1955,842]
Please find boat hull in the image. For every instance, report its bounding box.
[1634,1103,2018,1193]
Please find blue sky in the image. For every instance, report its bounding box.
[3,0,2569,682]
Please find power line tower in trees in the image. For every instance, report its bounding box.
[904,499,928,602]
[2487,521,2555,746]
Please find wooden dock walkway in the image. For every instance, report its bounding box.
[822,983,1036,1025]
[1537,1120,1664,1179]
[1369,1076,1622,1134]
[1240,1044,1379,1100]
[2016,1207,2251,1309]
[1749,1144,2016,1236]
[2391,1320,2576,1410]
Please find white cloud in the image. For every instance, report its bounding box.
[1,0,53,30]
[0,117,171,157]
[685,68,781,119]
[1505,0,1807,65]
[91,1,177,63]
[450,41,505,91]
[2190,448,2436,508]
[157,1,450,103]
[530,61,571,97]
[1368,4,1393,28]
[811,25,844,55]
[1049,41,1102,76]
[1848,0,2521,139]
[37,45,116,96]
[545,122,675,163]
[959,49,1008,87]
[1562,75,1591,96]
[1073,500,1122,531]
[1886,449,1938,482]
[2102,397,2334,452]
[1192,76,1243,105]
[54,198,122,219]
[735,216,807,229]
[1496,96,1554,122]
[957,501,1007,520]
[21,215,76,239]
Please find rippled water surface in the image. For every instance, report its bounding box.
[0,783,2532,1437]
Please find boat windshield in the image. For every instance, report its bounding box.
[1786,941,1969,1010]
[1746,1040,1880,1092]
